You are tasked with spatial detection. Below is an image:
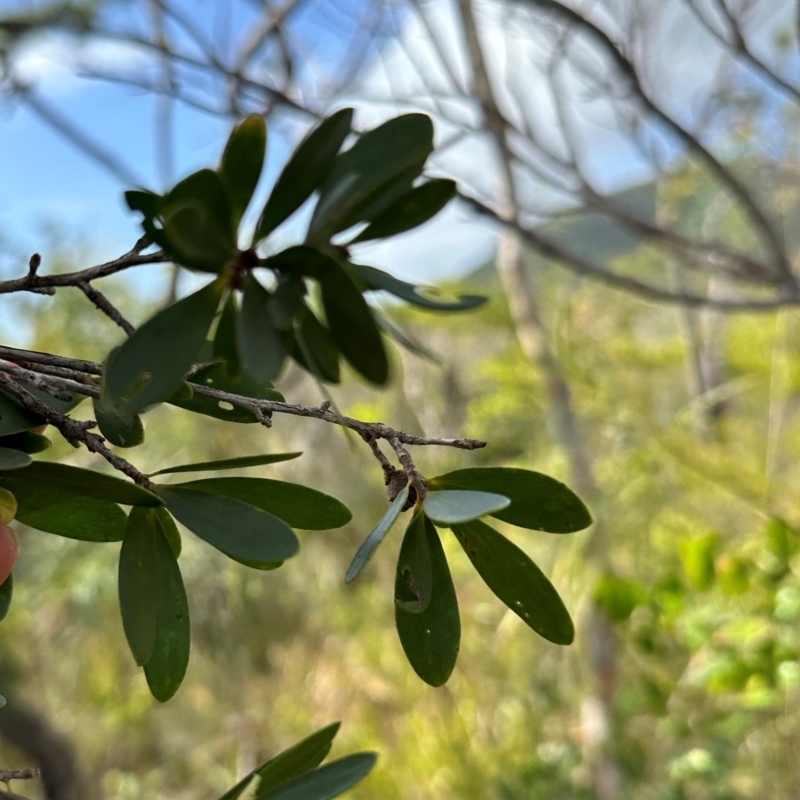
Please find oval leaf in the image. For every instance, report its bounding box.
[395,515,460,686]
[213,293,242,376]
[0,448,31,471]
[352,179,456,242]
[255,108,353,243]
[169,477,351,530]
[320,260,388,385]
[155,506,182,559]
[220,115,266,227]
[345,487,409,584]
[394,509,433,613]
[427,467,592,533]
[93,397,145,449]
[104,279,224,418]
[0,573,13,623]
[255,753,377,800]
[0,432,51,454]
[237,274,286,383]
[423,490,510,526]
[288,306,341,384]
[452,519,574,645]
[160,486,299,563]
[152,452,302,477]
[0,474,127,541]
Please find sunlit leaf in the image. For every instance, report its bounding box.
[220,115,266,227]
[423,490,510,526]
[254,753,377,800]
[103,279,224,418]
[237,274,285,383]
[151,452,301,476]
[0,448,31,471]
[427,467,592,533]
[395,515,460,686]
[255,108,353,242]
[452,519,574,644]
[345,487,409,584]
[160,486,299,563]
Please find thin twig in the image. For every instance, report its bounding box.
[77,282,136,336]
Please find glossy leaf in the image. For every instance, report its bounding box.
[93,397,145,449]
[140,509,191,702]
[218,722,340,800]
[254,753,377,800]
[427,467,592,533]
[320,260,388,385]
[173,363,284,424]
[237,274,285,383]
[289,306,341,384]
[0,432,51,454]
[152,452,302,476]
[345,487,409,584]
[220,115,266,227]
[119,508,159,665]
[0,448,31,471]
[104,279,223,418]
[353,264,487,312]
[0,573,13,623]
[255,108,353,242]
[9,461,160,507]
[160,486,300,562]
[0,474,127,541]
[309,114,434,238]
[394,509,433,613]
[352,179,456,242]
[171,477,351,530]
[453,519,574,644]
[395,515,460,686]
[423,490,510,526]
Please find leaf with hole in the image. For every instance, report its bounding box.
[160,486,299,563]
[427,467,592,533]
[93,397,145,448]
[254,753,377,800]
[345,487,408,584]
[0,448,31,471]
[309,114,433,238]
[452,519,574,645]
[237,274,286,383]
[0,474,127,541]
[320,260,388,385]
[353,264,487,312]
[394,509,433,613]
[423,490,510,526]
[352,179,456,242]
[255,108,353,243]
[152,452,301,476]
[395,515,459,686]
[218,722,341,800]
[103,279,223,418]
[219,115,266,227]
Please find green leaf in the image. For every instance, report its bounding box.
[395,515,459,686]
[423,490,510,526]
[255,753,377,800]
[0,382,84,436]
[220,115,266,227]
[262,245,332,280]
[159,169,237,272]
[353,264,487,312]
[269,280,305,331]
[0,448,31,471]
[452,519,574,645]
[352,179,456,242]
[218,722,340,800]
[140,509,191,702]
[118,508,159,665]
[8,461,160,507]
[155,507,182,559]
[152,452,301,476]
[160,487,299,563]
[0,432,51,454]
[309,113,434,238]
[237,274,286,383]
[0,474,127,541]
[103,279,223,417]
[394,509,433,613]
[427,467,592,533]
[320,260,388,385]
[288,306,341,384]
[172,363,284,424]
[92,397,145,449]
[172,477,351,530]
[213,293,242,377]
[0,573,13,622]
[345,487,409,584]
[255,108,353,243]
